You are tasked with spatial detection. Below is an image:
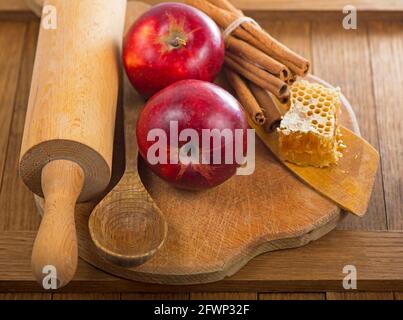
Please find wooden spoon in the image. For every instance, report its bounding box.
[89,4,167,267]
[88,71,167,267]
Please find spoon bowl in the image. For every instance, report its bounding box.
[89,173,167,267]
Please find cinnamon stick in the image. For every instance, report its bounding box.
[207,0,243,16]
[215,0,310,75]
[279,95,290,105]
[186,0,310,76]
[248,82,283,132]
[286,73,297,85]
[186,0,259,45]
[225,53,289,99]
[224,68,266,126]
[226,35,290,81]
[241,23,310,76]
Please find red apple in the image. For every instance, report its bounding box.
[123,2,225,98]
[136,80,248,190]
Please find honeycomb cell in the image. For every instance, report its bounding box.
[278,80,344,167]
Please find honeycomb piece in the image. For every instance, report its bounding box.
[278,80,346,167]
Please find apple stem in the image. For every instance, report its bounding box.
[171,36,187,48]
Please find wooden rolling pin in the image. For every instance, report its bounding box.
[19,0,126,288]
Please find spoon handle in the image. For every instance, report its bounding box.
[123,73,146,172]
[31,160,84,288]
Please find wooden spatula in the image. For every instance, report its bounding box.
[256,129,378,218]
[253,82,379,216]
[252,122,379,216]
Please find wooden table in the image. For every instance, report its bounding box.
[0,0,402,300]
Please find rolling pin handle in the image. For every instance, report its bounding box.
[31,160,84,289]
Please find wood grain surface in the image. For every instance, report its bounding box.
[0,21,39,232]
[0,2,402,300]
[259,293,325,300]
[0,293,51,300]
[0,21,26,194]
[122,293,190,300]
[326,292,394,300]
[2,230,403,292]
[190,293,257,300]
[395,293,403,300]
[52,293,120,300]
[368,20,403,231]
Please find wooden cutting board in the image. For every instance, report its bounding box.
[35,1,359,285]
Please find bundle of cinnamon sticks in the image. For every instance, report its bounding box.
[185,0,310,130]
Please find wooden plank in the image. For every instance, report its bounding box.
[368,21,403,231]
[0,293,51,299]
[0,21,39,231]
[326,292,394,300]
[190,293,257,300]
[259,293,325,300]
[53,293,120,300]
[248,11,403,22]
[0,0,30,11]
[0,21,26,198]
[311,20,386,231]
[257,19,311,63]
[395,292,403,300]
[122,293,190,300]
[223,0,403,11]
[6,0,403,12]
[1,230,403,292]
